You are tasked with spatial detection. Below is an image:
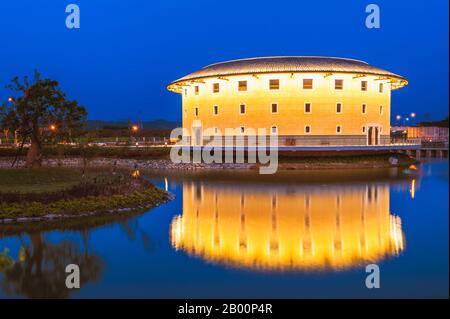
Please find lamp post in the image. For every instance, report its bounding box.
[128,123,139,146]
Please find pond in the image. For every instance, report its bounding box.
[0,160,448,298]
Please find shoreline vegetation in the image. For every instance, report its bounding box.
[0,168,172,224]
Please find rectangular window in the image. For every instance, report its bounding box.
[240,104,246,114]
[213,105,219,115]
[379,83,383,93]
[305,125,311,134]
[214,127,219,134]
[271,103,278,113]
[336,103,342,113]
[195,107,199,117]
[335,79,343,90]
[304,102,312,114]
[240,126,245,133]
[362,104,367,114]
[336,125,341,133]
[269,79,279,90]
[213,83,219,93]
[361,81,367,91]
[379,105,383,115]
[238,81,247,91]
[362,126,366,133]
[303,79,313,89]
[195,86,199,95]
[271,126,278,134]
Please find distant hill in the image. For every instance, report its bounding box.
[85,119,181,130]
[418,117,449,128]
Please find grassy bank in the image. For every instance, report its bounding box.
[0,168,170,221]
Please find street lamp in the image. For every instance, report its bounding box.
[396,115,402,121]
[410,112,416,118]
[7,97,15,102]
[49,124,57,132]
[131,125,139,132]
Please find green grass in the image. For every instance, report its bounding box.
[0,167,96,193]
[0,187,167,219]
[0,167,170,220]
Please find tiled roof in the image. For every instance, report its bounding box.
[168,56,407,89]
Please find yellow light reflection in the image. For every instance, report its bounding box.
[410,179,415,199]
[170,182,405,271]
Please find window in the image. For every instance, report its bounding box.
[240,126,245,134]
[271,126,278,134]
[362,126,366,133]
[271,103,278,113]
[336,103,342,114]
[240,104,246,114]
[379,83,383,93]
[379,105,383,115]
[362,103,367,114]
[213,83,220,93]
[195,107,199,117]
[213,105,219,115]
[336,125,342,134]
[214,127,219,134]
[335,79,343,90]
[195,85,199,95]
[303,79,313,89]
[361,81,367,91]
[305,125,311,134]
[304,102,312,114]
[238,81,247,91]
[269,79,279,90]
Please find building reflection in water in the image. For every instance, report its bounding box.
[171,182,405,271]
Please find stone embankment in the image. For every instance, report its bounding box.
[0,158,253,170]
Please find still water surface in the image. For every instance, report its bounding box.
[0,161,448,298]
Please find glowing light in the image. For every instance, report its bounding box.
[7,97,14,102]
[131,125,139,132]
[49,124,56,131]
[131,169,140,177]
[395,115,402,121]
[410,112,416,118]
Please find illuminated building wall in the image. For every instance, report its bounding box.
[168,57,407,146]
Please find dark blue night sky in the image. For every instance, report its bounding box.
[0,0,448,122]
